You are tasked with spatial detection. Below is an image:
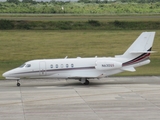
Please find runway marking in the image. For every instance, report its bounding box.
[19,86,26,120]
[36,86,58,89]
[36,86,72,89]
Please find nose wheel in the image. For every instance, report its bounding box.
[17,80,20,87]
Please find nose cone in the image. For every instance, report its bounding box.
[2,72,8,78]
[2,71,12,79]
[2,70,20,80]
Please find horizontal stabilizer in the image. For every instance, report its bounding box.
[130,51,156,54]
[122,67,136,72]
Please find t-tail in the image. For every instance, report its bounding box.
[116,32,156,72]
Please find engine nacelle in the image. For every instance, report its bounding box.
[95,60,122,70]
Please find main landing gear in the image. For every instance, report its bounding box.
[79,78,90,85]
[17,80,20,87]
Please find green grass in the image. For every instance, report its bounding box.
[0,30,159,79]
[0,15,160,30]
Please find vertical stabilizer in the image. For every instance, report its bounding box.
[121,32,155,59]
[116,32,156,67]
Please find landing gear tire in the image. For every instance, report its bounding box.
[84,80,89,85]
[17,83,20,87]
[17,80,20,87]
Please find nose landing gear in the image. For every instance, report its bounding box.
[17,80,20,87]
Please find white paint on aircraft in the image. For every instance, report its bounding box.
[2,32,156,86]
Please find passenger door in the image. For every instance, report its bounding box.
[39,62,46,76]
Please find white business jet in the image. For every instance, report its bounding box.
[2,32,156,86]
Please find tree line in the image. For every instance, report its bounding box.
[78,0,159,3]
[5,0,160,4]
[0,0,159,14]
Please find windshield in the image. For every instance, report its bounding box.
[25,64,31,68]
[19,64,26,68]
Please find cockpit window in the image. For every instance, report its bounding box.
[25,64,31,68]
[19,64,26,68]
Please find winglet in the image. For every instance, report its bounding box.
[64,56,68,59]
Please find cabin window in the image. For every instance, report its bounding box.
[71,64,74,68]
[25,64,31,68]
[66,64,69,68]
[56,64,58,68]
[50,64,53,68]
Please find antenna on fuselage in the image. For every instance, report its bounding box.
[64,56,68,59]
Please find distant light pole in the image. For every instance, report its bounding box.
[61,6,65,13]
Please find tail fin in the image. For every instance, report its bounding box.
[120,32,155,59]
[116,32,156,68]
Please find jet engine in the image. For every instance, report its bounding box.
[95,60,122,70]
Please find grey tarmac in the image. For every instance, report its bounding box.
[0,76,160,120]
